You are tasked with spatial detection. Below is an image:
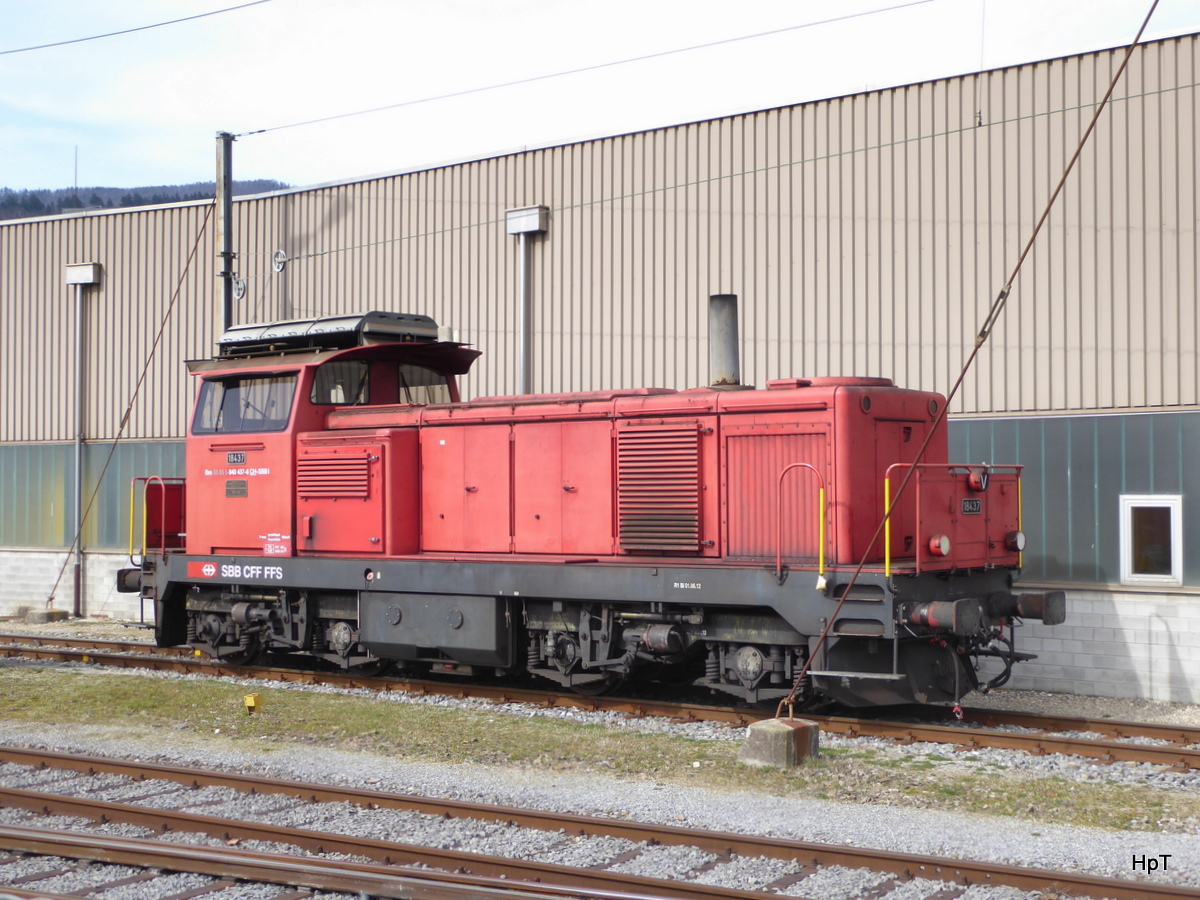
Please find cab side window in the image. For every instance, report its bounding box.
[311,360,369,405]
[398,364,451,404]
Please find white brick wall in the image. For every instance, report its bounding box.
[0,550,151,622]
[1001,589,1200,703]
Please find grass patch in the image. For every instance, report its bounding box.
[3,667,1197,833]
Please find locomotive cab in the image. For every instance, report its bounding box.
[183,312,479,560]
[153,313,483,668]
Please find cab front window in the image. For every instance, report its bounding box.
[193,374,297,433]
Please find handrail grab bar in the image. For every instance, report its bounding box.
[775,462,826,586]
[128,476,186,565]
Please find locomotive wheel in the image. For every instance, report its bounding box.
[215,637,263,666]
[348,658,395,677]
[569,671,625,696]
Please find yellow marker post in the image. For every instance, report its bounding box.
[244,693,263,715]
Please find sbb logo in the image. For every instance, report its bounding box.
[187,562,218,579]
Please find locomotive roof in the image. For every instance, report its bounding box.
[188,339,481,375]
[216,310,440,357]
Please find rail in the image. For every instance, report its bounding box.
[774,462,825,585]
[1,746,1196,900]
[883,462,1023,577]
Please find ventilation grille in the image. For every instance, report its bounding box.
[617,426,700,552]
[297,453,371,498]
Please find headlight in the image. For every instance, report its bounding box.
[928,534,951,557]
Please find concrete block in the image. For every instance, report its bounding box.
[739,718,820,768]
[25,608,69,624]
[1026,665,1066,683]
[1088,654,1132,670]
[1085,680,1117,698]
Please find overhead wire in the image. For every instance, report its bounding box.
[1,0,274,56]
[775,0,1163,716]
[235,0,938,137]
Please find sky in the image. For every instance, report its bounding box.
[1,0,1197,193]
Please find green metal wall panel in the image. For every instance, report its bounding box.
[3,418,1196,587]
[0,443,70,547]
[950,412,1200,587]
[0,441,184,550]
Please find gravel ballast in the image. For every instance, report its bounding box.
[0,716,1196,891]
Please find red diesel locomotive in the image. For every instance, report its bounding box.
[121,307,1064,706]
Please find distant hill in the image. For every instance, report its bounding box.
[0,180,290,221]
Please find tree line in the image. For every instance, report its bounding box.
[0,180,289,221]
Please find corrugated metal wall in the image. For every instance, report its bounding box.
[1,34,1197,450]
[951,413,1200,587]
[215,30,1200,414]
[0,204,216,443]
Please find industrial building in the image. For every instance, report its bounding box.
[2,32,1198,701]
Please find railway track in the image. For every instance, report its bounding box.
[0,826,623,900]
[3,632,1199,771]
[0,746,1193,900]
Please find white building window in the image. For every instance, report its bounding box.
[1119,494,1183,585]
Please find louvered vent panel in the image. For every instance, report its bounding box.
[297,454,370,498]
[617,426,700,552]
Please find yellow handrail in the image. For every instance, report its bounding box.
[128,478,138,561]
[884,476,892,578]
[128,476,185,563]
[818,486,826,577]
[1017,476,1023,568]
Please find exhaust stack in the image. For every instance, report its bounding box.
[709,294,747,389]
